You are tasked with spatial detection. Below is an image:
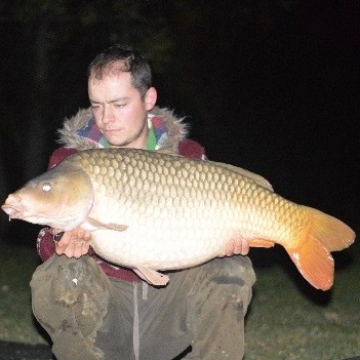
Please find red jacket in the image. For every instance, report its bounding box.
[37,139,206,282]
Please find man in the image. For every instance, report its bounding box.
[31,44,256,360]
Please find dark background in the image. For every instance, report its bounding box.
[0,0,359,243]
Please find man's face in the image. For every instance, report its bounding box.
[88,71,156,148]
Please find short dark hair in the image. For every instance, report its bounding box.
[88,44,152,96]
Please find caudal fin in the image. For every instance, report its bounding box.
[301,206,355,251]
[285,206,355,291]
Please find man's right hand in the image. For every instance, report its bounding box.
[50,227,91,258]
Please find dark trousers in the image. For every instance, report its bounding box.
[31,254,255,360]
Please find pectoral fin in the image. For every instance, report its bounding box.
[87,217,128,232]
[133,266,170,286]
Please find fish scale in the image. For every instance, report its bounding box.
[2,148,355,289]
[70,150,253,268]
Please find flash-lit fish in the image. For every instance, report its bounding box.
[2,148,355,290]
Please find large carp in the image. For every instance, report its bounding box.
[2,148,355,290]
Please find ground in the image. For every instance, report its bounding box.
[0,341,190,359]
[0,341,53,360]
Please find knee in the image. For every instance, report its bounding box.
[200,257,256,314]
[31,255,110,340]
[31,255,109,314]
[205,256,256,287]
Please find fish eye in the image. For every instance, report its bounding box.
[42,183,52,192]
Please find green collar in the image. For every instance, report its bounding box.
[146,126,157,150]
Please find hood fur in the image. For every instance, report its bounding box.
[57,106,189,151]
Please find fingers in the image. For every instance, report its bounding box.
[239,238,249,256]
[57,237,90,258]
[52,227,91,258]
[217,239,235,257]
[218,237,250,257]
[65,239,89,259]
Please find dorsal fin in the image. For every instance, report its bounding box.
[209,161,273,191]
[156,148,273,191]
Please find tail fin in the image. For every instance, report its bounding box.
[301,206,355,251]
[285,206,355,291]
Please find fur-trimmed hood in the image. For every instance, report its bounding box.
[57,106,188,152]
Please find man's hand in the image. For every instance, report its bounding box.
[218,237,250,257]
[50,227,91,258]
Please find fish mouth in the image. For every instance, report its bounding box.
[1,204,23,219]
[1,195,26,220]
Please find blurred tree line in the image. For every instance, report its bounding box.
[0,0,359,243]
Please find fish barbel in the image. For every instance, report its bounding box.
[2,148,355,290]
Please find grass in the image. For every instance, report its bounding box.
[0,244,47,345]
[244,243,360,360]
[0,241,359,359]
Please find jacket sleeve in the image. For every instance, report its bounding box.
[36,147,78,262]
[178,139,207,160]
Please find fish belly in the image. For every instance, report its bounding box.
[87,193,242,270]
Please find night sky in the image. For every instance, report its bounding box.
[186,1,360,230]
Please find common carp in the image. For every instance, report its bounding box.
[2,148,355,290]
